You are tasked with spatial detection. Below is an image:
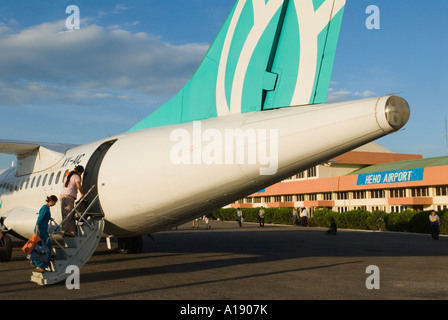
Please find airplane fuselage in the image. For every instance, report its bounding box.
[0,96,410,240]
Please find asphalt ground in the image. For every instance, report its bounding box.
[1,220,448,306]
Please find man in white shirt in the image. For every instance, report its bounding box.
[300,207,308,226]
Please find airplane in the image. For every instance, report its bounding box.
[0,0,410,266]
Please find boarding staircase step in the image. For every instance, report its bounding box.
[30,185,105,286]
[30,216,104,285]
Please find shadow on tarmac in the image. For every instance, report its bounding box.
[1,221,448,300]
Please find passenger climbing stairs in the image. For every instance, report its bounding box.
[30,186,104,286]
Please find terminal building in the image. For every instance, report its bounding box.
[229,143,448,214]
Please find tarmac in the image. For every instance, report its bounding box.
[1,220,448,303]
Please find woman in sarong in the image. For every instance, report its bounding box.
[60,166,85,237]
[33,195,58,272]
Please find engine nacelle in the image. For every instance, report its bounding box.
[3,207,40,240]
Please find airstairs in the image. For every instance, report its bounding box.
[30,186,105,286]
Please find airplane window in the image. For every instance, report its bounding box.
[49,173,54,185]
[30,177,36,188]
[55,171,61,184]
[42,174,48,186]
[36,176,42,188]
[62,170,69,184]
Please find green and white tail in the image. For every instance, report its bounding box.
[129,0,346,132]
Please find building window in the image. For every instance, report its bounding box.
[370,189,385,198]
[337,192,348,200]
[411,187,428,197]
[323,192,332,200]
[253,197,262,203]
[308,193,317,201]
[353,191,366,199]
[436,185,448,196]
[307,167,317,178]
[390,205,406,212]
[390,188,406,198]
[285,195,293,202]
[296,194,305,201]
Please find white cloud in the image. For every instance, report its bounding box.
[113,4,132,14]
[0,19,209,107]
[327,88,376,103]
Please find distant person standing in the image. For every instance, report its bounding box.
[60,165,85,237]
[292,207,298,226]
[325,218,337,235]
[203,215,211,229]
[237,208,243,228]
[429,211,440,240]
[258,207,265,227]
[300,207,308,226]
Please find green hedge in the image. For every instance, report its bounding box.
[211,207,294,225]
[211,207,448,234]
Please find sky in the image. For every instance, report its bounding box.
[0,0,447,169]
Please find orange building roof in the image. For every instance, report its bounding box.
[251,154,448,197]
[333,151,422,165]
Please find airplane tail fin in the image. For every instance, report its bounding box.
[129,0,346,132]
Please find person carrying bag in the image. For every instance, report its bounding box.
[30,195,58,272]
[30,239,50,265]
[22,233,41,255]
